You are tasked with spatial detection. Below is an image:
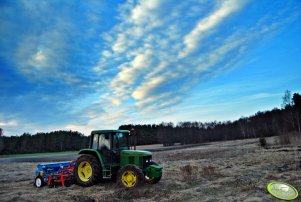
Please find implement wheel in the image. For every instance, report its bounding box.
[75,154,102,187]
[118,165,144,189]
[34,176,45,188]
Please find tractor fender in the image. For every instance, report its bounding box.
[78,149,105,170]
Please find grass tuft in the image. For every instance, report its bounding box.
[180,164,199,181]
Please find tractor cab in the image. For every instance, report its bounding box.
[89,130,130,165]
[75,130,162,188]
[90,130,130,150]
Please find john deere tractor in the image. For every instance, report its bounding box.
[74,130,162,188]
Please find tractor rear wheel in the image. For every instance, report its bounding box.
[75,154,102,187]
[117,165,144,189]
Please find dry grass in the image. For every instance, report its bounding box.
[1,136,301,201]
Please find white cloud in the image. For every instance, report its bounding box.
[242,93,283,101]
[32,50,47,63]
[0,120,18,127]
[110,50,154,99]
[130,0,161,25]
[64,107,129,135]
[134,92,173,108]
[117,51,153,84]
[13,25,72,81]
[98,0,247,109]
[64,124,95,136]
[1,0,106,85]
[132,76,166,100]
[112,33,128,53]
[109,97,122,106]
[180,0,244,57]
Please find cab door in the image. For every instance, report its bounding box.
[97,133,111,165]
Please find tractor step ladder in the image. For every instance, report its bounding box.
[103,166,112,179]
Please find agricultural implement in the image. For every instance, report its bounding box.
[34,161,75,188]
[74,130,163,189]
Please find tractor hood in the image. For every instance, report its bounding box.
[120,150,152,156]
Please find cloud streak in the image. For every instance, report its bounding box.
[180,0,244,57]
[99,0,298,115]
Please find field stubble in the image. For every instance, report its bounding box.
[0,137,301,202]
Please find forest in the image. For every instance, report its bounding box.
[0,91,300,154]
[0,130,89,154]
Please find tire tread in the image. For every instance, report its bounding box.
[117,165,144,189]
[75,154,102,187]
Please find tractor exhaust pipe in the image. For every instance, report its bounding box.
[130,128,137,150]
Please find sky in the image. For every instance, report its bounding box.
[0,0,300,136]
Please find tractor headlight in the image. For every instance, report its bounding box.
[39,171,44,177]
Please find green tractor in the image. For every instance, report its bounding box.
[74,130,162,188]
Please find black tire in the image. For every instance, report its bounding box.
[65,175,75,187]
[48,180,55,188]
[34,176,45,188]
[117,165,144,189]
[75,154,102,187]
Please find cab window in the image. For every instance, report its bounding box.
[91,134,99,149]
[112,132,129,150]
[98,133,111,150]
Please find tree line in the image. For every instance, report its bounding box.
[0,91,300,154]
[0,130,89,154]
[119,91,301,146]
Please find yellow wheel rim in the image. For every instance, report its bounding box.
[78,161,93,182]
[121,171,137,188]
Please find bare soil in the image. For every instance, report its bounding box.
[1,137,300,202]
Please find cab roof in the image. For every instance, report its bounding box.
[91,130,130,135]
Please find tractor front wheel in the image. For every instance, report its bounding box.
[117,165,144,189]
[144,162,162,184]
[145,175,161,184]
[75,154,102,187]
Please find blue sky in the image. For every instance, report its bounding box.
[0,0,300,136]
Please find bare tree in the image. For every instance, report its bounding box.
[282,90,292,109]
[282,90,295,132]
